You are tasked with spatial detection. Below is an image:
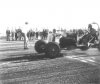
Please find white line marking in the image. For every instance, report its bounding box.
[65,55,96,63]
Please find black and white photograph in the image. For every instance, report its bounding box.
[0,0,100,84]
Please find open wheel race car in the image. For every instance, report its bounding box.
[34,33,96,58]
[34,22,100,57]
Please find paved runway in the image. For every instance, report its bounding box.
[0,40,100,84]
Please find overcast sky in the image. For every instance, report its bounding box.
[0,0,100,35]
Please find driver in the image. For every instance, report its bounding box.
[88,24,97,40]
[88,24,98,44]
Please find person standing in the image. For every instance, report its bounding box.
[6,28,10,41]
[23,32,28,49]
[47,29,56,42]
[47,31,53,42]
[11,29,14,41]
[15,31,18,41]
[36,31,39,40]
[22,23,29,49]
[52,29,56,42]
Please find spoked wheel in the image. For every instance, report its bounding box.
[45,42,60,58]
[35,40,47,53]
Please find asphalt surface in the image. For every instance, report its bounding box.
[0,39,100,84]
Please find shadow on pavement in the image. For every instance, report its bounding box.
[0,53,63,62]
[0,48,23,52]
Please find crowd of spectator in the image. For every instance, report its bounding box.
[6,28,49,41]
[5,28,89,41]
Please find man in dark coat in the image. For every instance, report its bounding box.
[6,29,10,41]
[11,30,14,41]
[36,32,39,39]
